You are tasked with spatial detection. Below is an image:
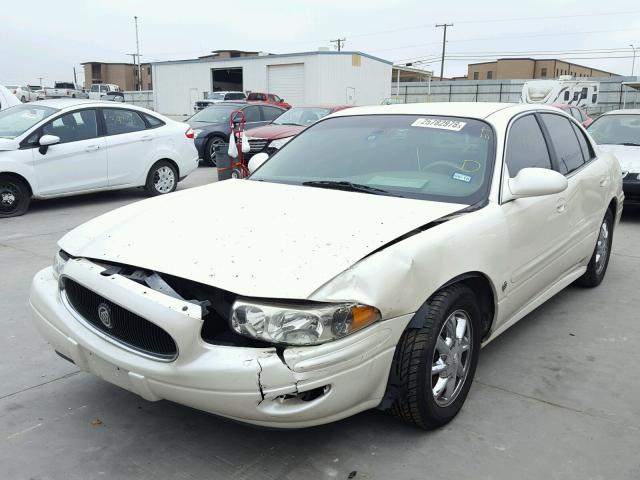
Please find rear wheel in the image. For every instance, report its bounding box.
[576,209,614,287]
[144,161,177,196]
[388,284,481,429]
[0,175,31,217]
[20,95,26,103]
[203,136,225,167]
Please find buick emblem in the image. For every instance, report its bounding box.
[97,303,113,329]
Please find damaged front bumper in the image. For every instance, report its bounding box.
[29,259,411,428]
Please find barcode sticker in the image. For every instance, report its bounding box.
[411,118,466,131]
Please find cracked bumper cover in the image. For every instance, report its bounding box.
[29,261,412,428]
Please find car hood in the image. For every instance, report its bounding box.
[59,180,465,300]
[599,144,640,173]
[0,138,19,151]
[245,124,304,140]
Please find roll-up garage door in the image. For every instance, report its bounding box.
[267,63,305,106]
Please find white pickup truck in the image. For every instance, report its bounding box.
[44,82,88,99]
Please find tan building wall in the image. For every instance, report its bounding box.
[82,62,152,90]
[467,58,618,80]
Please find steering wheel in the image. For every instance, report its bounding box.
[421,160,462,173]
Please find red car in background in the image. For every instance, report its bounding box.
[245,105,351,156]
[247,92,291,110]
[550,103,593,128]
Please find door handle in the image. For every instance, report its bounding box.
[556,200,567,213]
[85,145,100,152]
[140,135,153,142]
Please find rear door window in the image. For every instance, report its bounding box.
[540,113,585,175]
[103,108,147,135]
[571,123,594,162]
[505,114,552,177]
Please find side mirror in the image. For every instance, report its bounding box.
[248,152,269,174]
[38,134,60,154]
[505,167,568,200]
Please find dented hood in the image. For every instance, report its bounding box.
[59,180,464,299]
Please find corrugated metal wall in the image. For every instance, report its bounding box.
[391,77,640,115]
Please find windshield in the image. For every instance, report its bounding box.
[189,105,236,124]
[205,93,225,100]
[0,105,58,139]
[587,114,640,145]
[274,107,331,126]
[251,115,495,204]
[91,85,100,92]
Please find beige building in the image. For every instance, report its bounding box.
[467,58,618,80]
[82,62,153,91]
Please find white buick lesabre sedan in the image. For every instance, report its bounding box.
[0,100,198,217]
[30,103,623,429]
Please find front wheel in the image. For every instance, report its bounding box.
[144,161,177,196]
[388,284,481,429]
[576,209,614,287]
[20,96,26,103]
[0,175,31,217]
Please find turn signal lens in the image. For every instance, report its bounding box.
[351,306,380,332]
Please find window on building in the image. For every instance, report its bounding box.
[541,67,547,78]
[473,72,479,80]
[505,114,552,177]
[487,71,493,79]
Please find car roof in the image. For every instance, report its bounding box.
[29,99,158,115]
[328,102,560,120]
[601,109,640,115]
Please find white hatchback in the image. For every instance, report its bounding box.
[30,103,623,429]
[0,100,198,217]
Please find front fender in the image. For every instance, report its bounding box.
[0,154,39,196]
[309,205,507,321]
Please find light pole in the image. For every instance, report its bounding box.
[630,44,637,77]
[134,16,142,90]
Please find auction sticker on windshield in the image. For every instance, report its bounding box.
[411,118,466,131]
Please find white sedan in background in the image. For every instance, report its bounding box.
[0,100,198,217]
[587,109,640,205]
[5,85,38,102]
[30,103,622,429]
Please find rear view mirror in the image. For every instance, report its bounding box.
[38,134,60,154]
[248,152,269,174]
[39,134,60,146]
[506,167,568,200]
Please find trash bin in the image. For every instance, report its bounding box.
[215,144,233,181]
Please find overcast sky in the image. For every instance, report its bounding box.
[2,0,640,86]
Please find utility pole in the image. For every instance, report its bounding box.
[631,44,637,77]
[435,23,453,80]
[134,16,142,90]
[330,38,346,52]
[37,77,44,88]
[73,67,78,86]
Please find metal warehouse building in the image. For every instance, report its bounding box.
[151,50,392,117]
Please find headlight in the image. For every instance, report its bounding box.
[193,129,203,139]
[268,136,293,150]
[52,250,69,280]
[230,300,381,346]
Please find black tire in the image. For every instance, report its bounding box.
[388,284,482,430]
[0,175,31,217]
[203,136,225,167]
[144,160,178,196]
[575,208,614,287]
[20,96,26,103]
[71,94,76,99]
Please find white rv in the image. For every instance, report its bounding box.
[521,76,599,108]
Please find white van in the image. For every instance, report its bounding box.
[89,84,121,100]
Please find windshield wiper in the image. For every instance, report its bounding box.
[619,142,640,146]
[277,122,303,126]
[302,180,393,196]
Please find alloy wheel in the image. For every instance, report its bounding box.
[431,309,473,407]
[595,219,610,276]
[153,166,175,194]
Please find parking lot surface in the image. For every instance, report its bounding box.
[1,168,639,480]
